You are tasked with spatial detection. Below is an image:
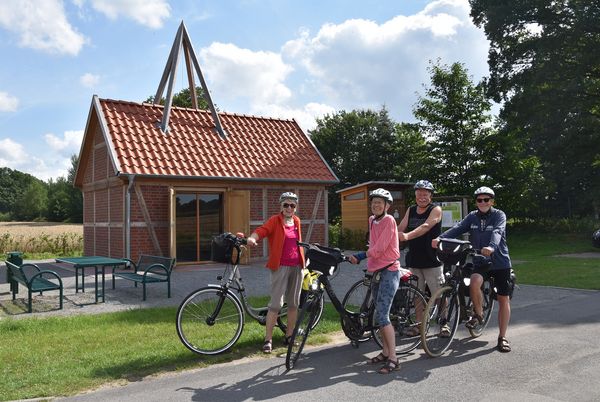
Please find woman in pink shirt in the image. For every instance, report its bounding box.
[349,188,401,374]
[247,192,304,354]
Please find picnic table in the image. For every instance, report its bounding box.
[55,256,127,303]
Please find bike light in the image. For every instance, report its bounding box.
[463,277,470,286]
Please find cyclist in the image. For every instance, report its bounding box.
[349,188,403,373]
[247,192,304,353]
[397,180,447,337]
[432,186,513,353]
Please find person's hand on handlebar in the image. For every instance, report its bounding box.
[246,233,258,247]
[431,238,440,249]
[348,255,359,264]
[481,246,494,257]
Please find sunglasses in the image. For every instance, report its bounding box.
[476,198,491,203]
[282,203,296,209]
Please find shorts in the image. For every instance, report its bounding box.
[472,266,512,297]
[407,266,444,296]
[268,265,303,311]
[372,269,400,327]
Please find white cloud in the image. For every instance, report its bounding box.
[0,91,19,112]
[91,0,171,28]
[200,42,294,105]
[252,102,337,133]
[80,73,100,88]
[281,0,489,122]
[0,0,86,55]
[0,132,82,181]
[44,130,84,153]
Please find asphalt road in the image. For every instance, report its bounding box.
[55,284,600,402]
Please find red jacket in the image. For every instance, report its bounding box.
[254,213,305,270]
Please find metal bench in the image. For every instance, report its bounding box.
[111,255,176,301]
[4,260,63,313]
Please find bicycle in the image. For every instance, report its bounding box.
[176,233,324,355]
[420,238,495,357]
[285,241,427,370]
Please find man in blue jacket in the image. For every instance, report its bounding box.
[432,186,513,353]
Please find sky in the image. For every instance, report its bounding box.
[0,0,491,181]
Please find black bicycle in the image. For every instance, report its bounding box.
[176,233,324,355]
[420,238,495,357]
[286,241,427,370]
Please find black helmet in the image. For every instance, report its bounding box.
[593,229,600,248]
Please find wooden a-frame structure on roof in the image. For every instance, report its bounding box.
[154,21,228,139]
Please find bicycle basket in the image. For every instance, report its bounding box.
[305,244,344,276]
[436,238,472,266]
[211,233,234,263]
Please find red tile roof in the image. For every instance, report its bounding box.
[93,98,338,183]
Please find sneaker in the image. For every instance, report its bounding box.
[262,340,272,354]
[439,324,451,338]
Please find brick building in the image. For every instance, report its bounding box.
[73,96,338,265]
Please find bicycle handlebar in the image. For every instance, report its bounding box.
[297,241,349,262]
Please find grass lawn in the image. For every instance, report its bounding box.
[509,231,600,289]
[0,303,340,401]
[1,231,598,400]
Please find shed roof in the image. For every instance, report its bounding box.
[336,181,414,194]
[75,96,338,186]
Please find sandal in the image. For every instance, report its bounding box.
[377,359,400,374]
[262,340,272,354]
[367,352,388,365]
[465,313,483,329]
[405,326,420,337]
[497,336,511,353]
[439,324,451,338]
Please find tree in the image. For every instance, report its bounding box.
[14,180,48,221]
[67,154,83,223]
[469,0,600,217]
[309,107,400,220]
[146,86,210,109]
[0,167,39,218]
[413,61,494,196]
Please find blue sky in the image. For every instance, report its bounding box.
[0,0,490,181]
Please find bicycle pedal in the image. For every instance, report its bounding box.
[217,275,223,280]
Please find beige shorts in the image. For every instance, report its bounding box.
[268,265,303,311]
[407,266,444,295]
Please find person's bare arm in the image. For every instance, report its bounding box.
[403,206,442,241]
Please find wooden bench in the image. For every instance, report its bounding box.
[4,260,63,313]
[111,255,176,301]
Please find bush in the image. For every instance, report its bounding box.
[509,218,599,235]
[329,221,367,250]
[0,212,11,222]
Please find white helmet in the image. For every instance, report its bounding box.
[369,188,393,204]
[279,192,298,203]
[474,186,495,198]
[414,180,435,193]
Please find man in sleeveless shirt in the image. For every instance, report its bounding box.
[397,180,448,337]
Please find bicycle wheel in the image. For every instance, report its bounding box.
[285,291,322,370]
[277,290,325,332]
[468,278,495,338]
[421,286,460,357]
[176,287,244,355]
[341,279,372,343]
[373,284,427,354]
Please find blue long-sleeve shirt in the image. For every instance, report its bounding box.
[440,207,512,270]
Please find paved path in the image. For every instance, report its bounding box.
[49,284,600,402]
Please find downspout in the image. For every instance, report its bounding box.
[125,174,136,260]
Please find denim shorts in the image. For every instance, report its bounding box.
[372,269,400,326]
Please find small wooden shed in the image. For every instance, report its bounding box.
[336,181,414,232]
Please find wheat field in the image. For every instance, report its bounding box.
[0,222,83,256]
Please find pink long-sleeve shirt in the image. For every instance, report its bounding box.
[366,214,401,272]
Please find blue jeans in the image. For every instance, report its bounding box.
[372,269,400,326]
